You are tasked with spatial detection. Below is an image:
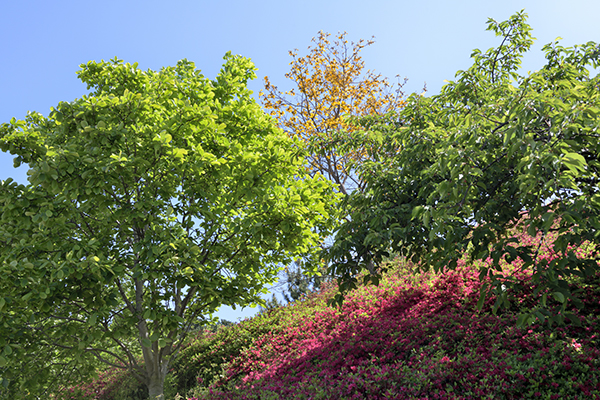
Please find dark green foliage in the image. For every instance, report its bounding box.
[326,10,600,326]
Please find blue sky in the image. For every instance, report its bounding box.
[1,0,599,322]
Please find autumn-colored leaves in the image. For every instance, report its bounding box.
[261,31,405,195]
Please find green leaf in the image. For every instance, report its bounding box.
[552,292,565,303]
[541,293,547,307]
[438,181,450,198]
[411,206,424,220]
[141,338,152,348]
[562,152,587,174]
[585,106,600,118]
[515,313,526,327]
[564,311,581,326]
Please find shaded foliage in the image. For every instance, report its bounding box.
[327,11,600,326]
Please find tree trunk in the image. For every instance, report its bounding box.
[147,374,165,400]
[143,353,170,400]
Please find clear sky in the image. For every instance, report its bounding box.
[1,0,599,322]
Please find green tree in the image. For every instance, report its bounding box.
[328,11,600,326]
[0,54,337,399]
[279,259,329,303]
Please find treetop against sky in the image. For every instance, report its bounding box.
[1,0,599,321]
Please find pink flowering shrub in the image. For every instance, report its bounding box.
[186,236,600,399]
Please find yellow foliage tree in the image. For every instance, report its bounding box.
[261,31,406,195]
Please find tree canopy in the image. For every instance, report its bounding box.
[261,31,405,195]
[327,11,600,326]
[0,54,337,399]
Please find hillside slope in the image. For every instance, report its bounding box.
[58,231,600,400]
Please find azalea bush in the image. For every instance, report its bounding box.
[186,231,600,399]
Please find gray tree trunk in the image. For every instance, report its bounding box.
[147,374,165,400]
[143,352,170,400]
